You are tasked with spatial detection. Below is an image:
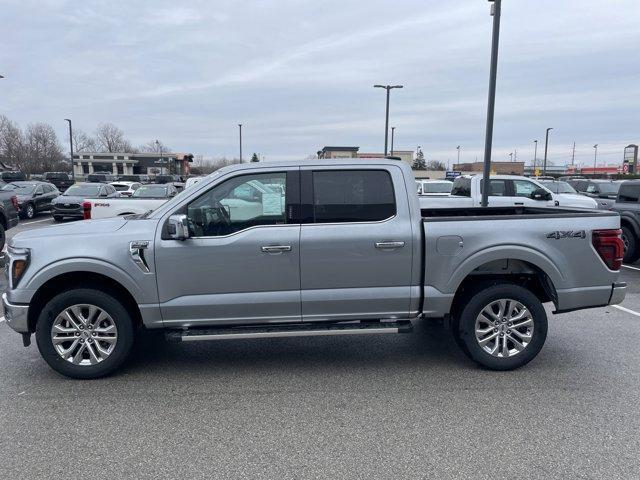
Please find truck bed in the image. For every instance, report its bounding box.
[422,205,619,220]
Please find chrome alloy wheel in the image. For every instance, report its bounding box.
[50,304,118,365]
[474,299,534,358]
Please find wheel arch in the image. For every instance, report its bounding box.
[27,271,143,333]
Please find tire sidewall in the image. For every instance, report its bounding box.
[458,283,548,371]
[621,225,638,263]
[35,288,134,379]
[25,203,35,219]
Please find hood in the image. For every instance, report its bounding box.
[11,217,128,243]
[52,195,86,204]
[555,193,598,209]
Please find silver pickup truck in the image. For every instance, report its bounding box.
[2,160,626,378]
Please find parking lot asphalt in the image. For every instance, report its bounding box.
[1,216,639,479]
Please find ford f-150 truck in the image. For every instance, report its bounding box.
[2,160,626,379]
[420,175,598,209]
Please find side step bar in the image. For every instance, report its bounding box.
[166,320,413,343]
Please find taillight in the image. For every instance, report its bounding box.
[10,195,18,211]
[82,201,92,220]
[592,229,623,270]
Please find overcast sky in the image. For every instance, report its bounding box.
[2,0,639,166]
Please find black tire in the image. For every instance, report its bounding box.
[0,223,5,252]
[53,215,63,222]
[24,202,35,219]
[456,282,547,371]
[35,288,135,379]
[621,225,639,264]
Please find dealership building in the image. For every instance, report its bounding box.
[72,152,193,177]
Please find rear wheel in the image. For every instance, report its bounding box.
[24,203,35,219]
[621,225,639,264]
[455,283,547,370]
[35,288,135,379]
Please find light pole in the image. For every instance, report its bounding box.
[533,140,538,173]
[238,124,243,163]
[64,119,75,182]
[456,145,461,165]
[593,144,599,177]
[374,84,403,156]
[390,127,396,155]
[509,152,513,162]
[481,0,502,208]
[543,127,553,175]
[155,139,164,175]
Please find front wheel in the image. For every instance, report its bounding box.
[24,202,35,219]
[35,288,135,379]
[455,283,548,371]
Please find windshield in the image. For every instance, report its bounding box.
[540,181,576,194]
[1,182,36,194]
[597,183,621,194]
[134,185,168,197]
[112,184,131,191]
[423,182,452,194]
[64,184,102,196]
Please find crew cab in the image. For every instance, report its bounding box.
[421,175,598,209]
[2,160,626,379]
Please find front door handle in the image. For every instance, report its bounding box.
[375,241,405,249]
[514,202,524,206]
[260,245,292,253]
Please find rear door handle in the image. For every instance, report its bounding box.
[261,245,292,253]
[375,241,405,249]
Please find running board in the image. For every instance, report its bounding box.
[166,321,413,342]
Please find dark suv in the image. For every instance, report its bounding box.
[571,179,622,209]
[44,172,74,192]
[611,181,640,262]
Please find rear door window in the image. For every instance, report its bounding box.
[618,184,640,203]
[480,179,509,196]
[312,170,395,223]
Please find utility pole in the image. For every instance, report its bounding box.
[456,145,461,165]
[533,140,538,173]
[238,124,243,162]
[571,141,576,165]
[543,127,553,175]
[64,119,75,182]
[593,144,598,177]
[481,0,502,208]
[374,84,403,156]
[390,127,395,155]
[514,149,517,162]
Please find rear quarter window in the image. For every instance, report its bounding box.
[451,177,471,197]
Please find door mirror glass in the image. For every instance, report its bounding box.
[531,188,552,201]
[167,214,190,240]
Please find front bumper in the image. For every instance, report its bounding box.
[2,292,29,333]
[609,282,627,306]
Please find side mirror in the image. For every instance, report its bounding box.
[167,214,189,240]
[531,188,552,201]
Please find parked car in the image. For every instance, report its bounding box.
[87,173,118,183]
[119,174,151,184]
[0,181,59,219]
[610,180,640,262]
[2,160,626,379]
[536,180,604,208]
[417,179,453,196]
[1,171,26,182]
[110,181,141,197]
[82,184,178,219]
[0,191,20,250]
[44,171,74,192]
[421,175,598,209]
[51,183,119,221]
[185,176,205,189]
[571,179,622,209]
[154,174,182,184]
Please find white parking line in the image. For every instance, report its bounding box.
[22,218,52,225]
[623,264,640,271]
[612,305,640,317]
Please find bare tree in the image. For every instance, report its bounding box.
[95,123,132,153]
[138,140,172,154]
[24,123,65,174]
[72,129,98,153]
[426,159,446,171]
[0,115,27,169]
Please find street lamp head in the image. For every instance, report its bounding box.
[594,144,598,148]
[391,85,404,89]
[373,85,385,89]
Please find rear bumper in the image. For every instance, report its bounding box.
[2,292,29,333]
[609,282,627,306]
[51,206,82,217]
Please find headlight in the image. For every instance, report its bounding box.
[7,246,30,288]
